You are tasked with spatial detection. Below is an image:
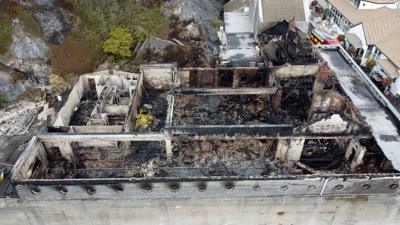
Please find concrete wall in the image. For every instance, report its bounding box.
[12,137,48,181]
[125,71,144,131]
[273,64,320,78]
[2,194,400,225]
[71,126,123,133]
[141,64,176,90]
[347,24,367,47]
[53,77,85,126]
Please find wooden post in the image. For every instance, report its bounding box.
[57,141,74,160]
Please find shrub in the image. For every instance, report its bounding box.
[208,19,224,31]
[66,0,168,49]
[0,92,8,109]
[49,74,69,94]
[102,26,133,59]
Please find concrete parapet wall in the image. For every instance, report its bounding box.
[2,193,400,225]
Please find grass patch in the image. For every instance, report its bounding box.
[0,92,8,109]
[48,33,100,77]
[0,20,12,54]
[208,19,224,31]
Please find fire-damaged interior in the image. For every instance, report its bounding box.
[11,22,400,202]
[12,62,397,183]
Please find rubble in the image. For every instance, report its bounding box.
[174,95,276,125]
[0,101,40,136]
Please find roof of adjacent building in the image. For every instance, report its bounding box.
[224,0,249,12]
[327,0,400,68]
[364,0,399,3]
[345,33,363,48]
[374,28,400,71]
[261,0,306,24]
[327,0,399,24]
[376,59,400,78]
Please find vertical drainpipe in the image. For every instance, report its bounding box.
[256,0,263,37]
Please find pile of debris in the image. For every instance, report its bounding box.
[259,20,316,66]
[173,95,278,125]
[174,139,274,162]
[138,89,169,131]
[170,139,293,176]
[68,93,97,126]
[0,101,40,135]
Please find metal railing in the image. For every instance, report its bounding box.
[316,45,400,123]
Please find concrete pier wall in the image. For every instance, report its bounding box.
[1,195,400,225]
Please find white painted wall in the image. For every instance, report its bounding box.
[391,77,400,95]
[303,0,312,22]
[358,0,399,9]
[348,24,367,47]
[371,62,390,78]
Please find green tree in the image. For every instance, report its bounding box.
[102,26,133,58]
[0,92,8,109]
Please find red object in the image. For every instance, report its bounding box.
[322,39,341,45]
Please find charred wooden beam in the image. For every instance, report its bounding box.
[38,133,165,142]
[175,88,278,95]
[181,67,260,71]
[295,162,320,174]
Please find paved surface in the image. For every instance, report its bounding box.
[319,49,400,170]
[221,12,260,66]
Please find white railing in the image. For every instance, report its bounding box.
[316,44,400,122]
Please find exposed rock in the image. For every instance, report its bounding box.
[32,7,71,43]
[12,0,54,7]
[164,0,220,42]
[166,0,220,24]
[7,19,51,83]
[12,0,71,43]
[10,21,48,60]
[8,60,51,83]
[185,22,200,38]
[97,62,110,71]
[0,101,41,136]
[164,0,223,63]
[0,71,26,100]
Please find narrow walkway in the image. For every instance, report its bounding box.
[221,12,260,66]
[319,48,400,170]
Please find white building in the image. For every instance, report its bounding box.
[321,0,400,94]
[221,0,309,66]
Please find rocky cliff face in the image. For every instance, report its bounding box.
[1,0,224,83]
[164,0,224,63]
[7,19,51,83]
[12,0,71,43]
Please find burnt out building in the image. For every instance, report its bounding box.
[51,70,144,133]
[6,47,400,224]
